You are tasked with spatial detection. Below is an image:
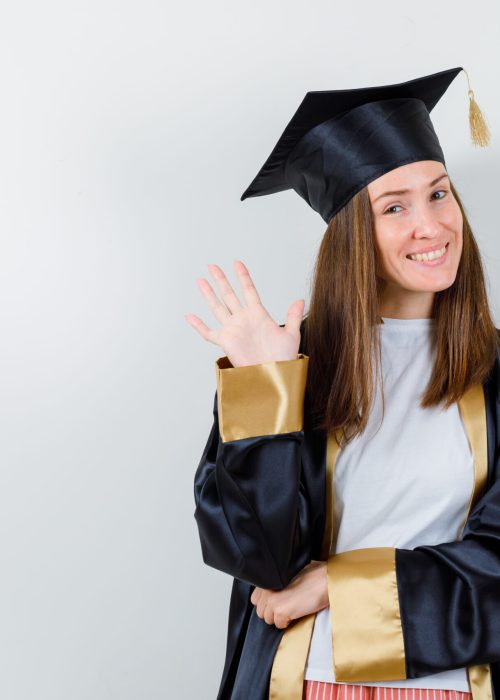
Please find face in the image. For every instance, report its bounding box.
[367,160,463,317]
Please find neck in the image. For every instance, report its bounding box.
[378,283,435,319]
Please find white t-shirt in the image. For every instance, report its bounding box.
[304,316,474,691]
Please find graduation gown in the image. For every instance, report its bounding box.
[193,323,500,700]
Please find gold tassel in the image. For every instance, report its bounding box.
[463,68,491,147]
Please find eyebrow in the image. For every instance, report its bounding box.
[371,173,450,204]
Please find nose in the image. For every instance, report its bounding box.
[412,201,442,237]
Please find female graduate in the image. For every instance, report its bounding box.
[185,67,500,700]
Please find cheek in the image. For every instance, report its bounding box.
[445,207,462,226]
[373,229,405,279]
[443,200,463,232]
[444,208,464,257]
[373,225,401,262]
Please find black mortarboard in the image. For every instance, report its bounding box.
[240,67,490,224]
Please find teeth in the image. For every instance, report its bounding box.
[408,244,447,262]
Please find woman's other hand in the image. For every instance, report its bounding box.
[184,260,304,367]
[250,560,329,629]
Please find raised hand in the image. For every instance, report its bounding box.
[185,260,305,368]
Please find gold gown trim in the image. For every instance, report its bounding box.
[269,382,492,700]
[458,385,492,700]
[328,547,405,681]
[215,353,309,443]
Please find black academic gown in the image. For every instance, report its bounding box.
[193,324,500,700]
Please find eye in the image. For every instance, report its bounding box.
[382,189,448,215]
[431,189,448,200]
[383,204,402,215]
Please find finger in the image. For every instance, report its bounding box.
[273,612,290,630]
[233,260,263,307]
[208,264,244,314]
[184,313,220,346]
[256,593,270,620]
[196,277,232,325]
[250,588,262,606]
[261,594,276,626]
[284,299,305,337]
[264,601,275,626]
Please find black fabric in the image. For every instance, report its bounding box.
[285,98,445,223]
[396,354,500,676]
[193,399,317,590]
[240,66,463,223]
[193,322,500,700]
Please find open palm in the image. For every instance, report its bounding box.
[185,260,305,368]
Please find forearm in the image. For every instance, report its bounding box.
[194,354,312,589]
[326,517,500,682]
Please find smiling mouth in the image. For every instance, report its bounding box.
[406,241,450,263]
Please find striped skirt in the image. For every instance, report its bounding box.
[302,682,473,700]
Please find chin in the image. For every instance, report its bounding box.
[399,264,459,292]
[402,276,457,293]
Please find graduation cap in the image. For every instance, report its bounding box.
[240,67,490,224]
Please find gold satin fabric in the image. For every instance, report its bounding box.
[267,380,492,700]
[215,353,309,443]
[268,613,316,700]
[457,384,489,523]
[468,665,493,700]
[457,385,492,700]
[328,547,405,681]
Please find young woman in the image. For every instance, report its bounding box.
[185,69,500,700]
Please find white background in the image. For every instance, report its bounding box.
[0,1,498,698]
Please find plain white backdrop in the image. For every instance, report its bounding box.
[0,1,498,698]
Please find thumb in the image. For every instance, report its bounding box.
[285,299,305,337]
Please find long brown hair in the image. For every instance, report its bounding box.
[302,179,499,446]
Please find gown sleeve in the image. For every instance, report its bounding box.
[193,353,312,590]
[326,466,500,681]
